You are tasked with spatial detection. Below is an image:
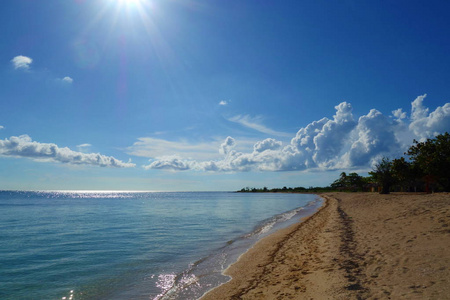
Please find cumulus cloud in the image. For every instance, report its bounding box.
[219,100,228,106]
[0,135,135,168]
[62,76,73,84]
[253,138,282,153]
[0,125,4,130]
[311,102,356,166]
[143,95,450,172]
[392,108,407,120]
[346,109,400,167]
[144,155,194,171]
[11,55,33,70]
[220,136,236,155]
[409,94,450,140]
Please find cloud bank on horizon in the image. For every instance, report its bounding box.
[145,95,450,172]
[0,135,135,168]
[1,95,448,172]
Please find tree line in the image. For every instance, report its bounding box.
[239,132,450,194]
[238,186,335,193]
[369,132,450,193]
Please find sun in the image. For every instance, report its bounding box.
[112,0,152,15]
[99,0,156,35]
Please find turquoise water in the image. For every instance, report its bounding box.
[0,191,322,300]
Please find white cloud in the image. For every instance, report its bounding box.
[311,102,356,165]
[143,95,450,172]
[62,76,73,84]
[10,56,73,84]
[345,109,400,167]
[253,138,282,153]
[392,108,407,120]
[11,55,33,70]
[0,125,4,130]
[409,94,450,140]
[219,100,228,106]
[77,143,92,148]
[228,115,292,137]
[411,94,429,121]
[144,155,194,171]
[127,137,222,160]
[0,135,135,168]
[220,136,235,155]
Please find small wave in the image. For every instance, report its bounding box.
[245,207,304,238]
[306,197,322,207]
[149,197,323,300]
[191,256,209,268]
[154,272,201,300]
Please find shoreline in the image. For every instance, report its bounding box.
[200,194,331,299]
[201,192,450,299]
[196,195,326,300]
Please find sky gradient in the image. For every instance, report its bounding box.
[1,0,450,191]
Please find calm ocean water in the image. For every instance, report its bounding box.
[0,191,322,300]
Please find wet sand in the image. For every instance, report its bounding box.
[201,192,450,299]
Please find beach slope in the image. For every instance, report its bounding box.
[201,192,450,299]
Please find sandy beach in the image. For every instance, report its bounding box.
[201,192,450,299]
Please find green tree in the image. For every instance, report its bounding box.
[370,157,394,194]
[391,157,413,192]
[347,172,365,191]
[331,172,347,189]
[407,132,450,192]
[331,172,364,191]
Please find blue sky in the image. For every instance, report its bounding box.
[1,0,450,191]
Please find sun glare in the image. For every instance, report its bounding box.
[111,0,145,10]
[118,0,142,5]
[119,0,139,3]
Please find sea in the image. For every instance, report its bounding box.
[0,191,322,300]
